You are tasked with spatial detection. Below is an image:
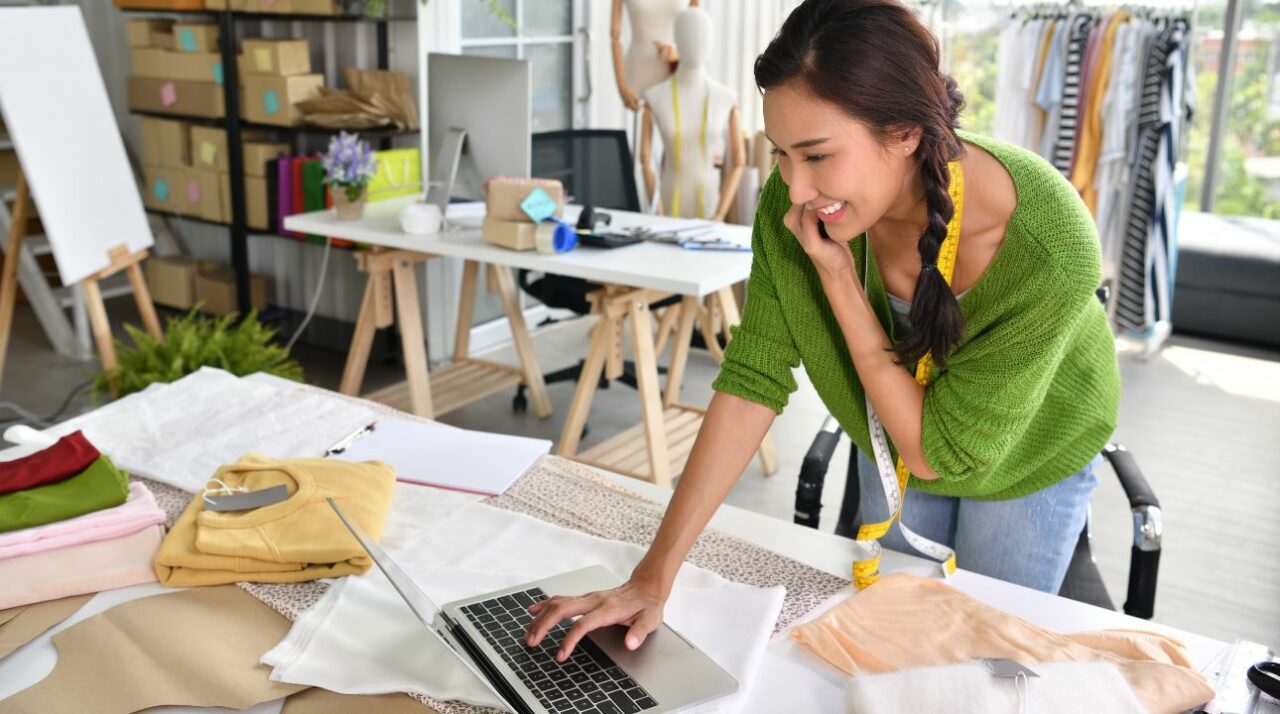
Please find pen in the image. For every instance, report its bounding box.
[324,422,376,456]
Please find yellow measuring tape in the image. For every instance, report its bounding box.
[852,160,965,590]
[669,79,708,219]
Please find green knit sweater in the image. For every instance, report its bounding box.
[712,131,1120,500]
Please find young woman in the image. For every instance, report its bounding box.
[525,0,1120,662]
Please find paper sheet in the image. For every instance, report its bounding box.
[45,368,377,493]
[330,417,550,496]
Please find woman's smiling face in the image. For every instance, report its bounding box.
[763,80,919,242]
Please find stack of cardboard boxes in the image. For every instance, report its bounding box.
[239,39,324,127]
[482,178,568,251]
[126,20,225,118]
[139,117,287,230]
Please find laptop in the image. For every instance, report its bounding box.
[328,498,738,714]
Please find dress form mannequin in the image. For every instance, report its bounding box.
[610,0,699,111]
[639,8,744,221]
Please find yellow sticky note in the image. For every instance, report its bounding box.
[254,48,273,72]
[200,141,217,166]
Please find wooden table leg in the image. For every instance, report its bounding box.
[627,298,672,487]
[339,270,380,397]
[0,172,30,389]
[557,311,614,458]
[662,296,700,407]
[489,263,552,418]
[391,258,434,418]
[453,260,480,361]
[714,286,778,475]
[698,298,726,363]
[652,304,680,358]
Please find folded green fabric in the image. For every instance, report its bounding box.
[0,455,129,533]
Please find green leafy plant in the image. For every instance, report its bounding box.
[93,309,303,400]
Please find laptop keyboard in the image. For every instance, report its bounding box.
[460,587,660,714]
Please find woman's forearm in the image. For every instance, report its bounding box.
[822,275,938,479]
[632,391,776,593]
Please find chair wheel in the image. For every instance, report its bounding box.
[512,394,528,412]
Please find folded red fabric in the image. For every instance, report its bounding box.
[0,431,101,495]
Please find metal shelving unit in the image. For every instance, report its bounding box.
[119,6,412,313]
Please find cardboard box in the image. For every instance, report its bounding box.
[126,19,172,48]
[174,23,218,53]
[291,0,337,14]
[245,175,269,230]
[482,217,538,251]
[152,31,176,50]
[242,141,289,177]
[128,76,225,118]
[484,177,566,222]
[128,76,224,119]
[145,255,198,309]
[240,74,323,126]
[179,168,223,221]
[204,0,249,8]
[244,0,292,12]
[240,39,310,76]
[143,167,181,213]
[131,48,223,85]
[140,116,190,169]
[195,261,266,316]
[113,0,206,10]
[187,126,269,172]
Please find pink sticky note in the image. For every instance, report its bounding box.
[187,180,201,203]
[160,82,178,107]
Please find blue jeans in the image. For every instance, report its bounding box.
[853,452,1101,594]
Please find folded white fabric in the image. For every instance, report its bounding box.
[844,661,1148,714]
[262,487,785,713]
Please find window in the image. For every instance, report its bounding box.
[461,0,577,132]
[1206,0,1280,218]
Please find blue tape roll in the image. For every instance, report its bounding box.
[550,219,577,253]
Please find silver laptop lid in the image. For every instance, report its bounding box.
[326,498,514,711]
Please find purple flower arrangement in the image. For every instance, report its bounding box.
[321,131,378,202]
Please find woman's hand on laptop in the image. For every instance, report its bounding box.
[524,573,668,663]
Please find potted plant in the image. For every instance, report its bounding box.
[93,309,303,400]
[322,131,378,220]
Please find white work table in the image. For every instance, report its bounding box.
[283,198,753,299]
[284,198,775,489]
[0,376,1232,713]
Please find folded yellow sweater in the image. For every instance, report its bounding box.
[155,454,395,586]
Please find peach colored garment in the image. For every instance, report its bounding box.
[791,574,1213,714]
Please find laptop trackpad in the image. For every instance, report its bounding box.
[589,623,692,666]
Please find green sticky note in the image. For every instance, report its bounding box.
[178,29,197,52]
[200,141,217,167]
[262,90,281,116]
[254,48,273,72]
[154,179,170,203]
[519,187,557,222]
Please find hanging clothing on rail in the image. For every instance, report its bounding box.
[993,8,1194,341]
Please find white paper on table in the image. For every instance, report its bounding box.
[43,368,377,493]
[263,499,784,713]
[329,417,550,496]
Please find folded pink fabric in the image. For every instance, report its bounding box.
[0,524,164,610]
[0,481,166,561]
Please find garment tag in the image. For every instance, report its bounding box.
[204,484,290,512]
[519,187,557,222]
[980,658,1040,679]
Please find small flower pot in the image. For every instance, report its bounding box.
[334,186,367,221]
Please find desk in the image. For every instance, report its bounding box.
[0,380,1231,713]
[284,198,777,487]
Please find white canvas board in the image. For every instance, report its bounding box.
[0,7,153,285]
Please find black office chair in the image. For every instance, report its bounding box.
[792,288,1163,619]
[512,130,682,415]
